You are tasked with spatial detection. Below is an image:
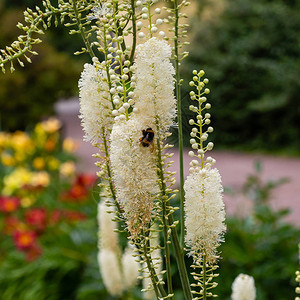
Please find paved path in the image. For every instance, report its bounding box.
[55,99,300,225]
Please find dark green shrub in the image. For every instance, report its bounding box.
[182,0,300,153]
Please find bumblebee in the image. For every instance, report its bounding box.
[140,128,154,147]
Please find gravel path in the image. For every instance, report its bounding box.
[56,99,300,225]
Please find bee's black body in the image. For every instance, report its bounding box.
[140,128,154,147]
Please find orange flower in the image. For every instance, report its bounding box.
[13,230,36,250]
[45,138,56,151]
[0,196,20,213]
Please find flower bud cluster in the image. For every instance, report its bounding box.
[136,0,166,40]
[187,70,215,171]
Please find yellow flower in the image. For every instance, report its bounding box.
[11,131,32,150]
[48,157,60,170]
[3,168,32,195]
[60,161,76,177]
[63,137,77,153]
[40,117,62,134]
[1,152,15,166]
[14,151,27,164]
[33,157,45,170]
[21,196,36,208]
[31,171,50,187]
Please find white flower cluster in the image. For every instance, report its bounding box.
[79,62,112,144]
[231,274,256,300]
[133,37,176,134]
[110,118,158,236]
[110,37,176,236]
[184,167,226,262]
[97,200,140,296]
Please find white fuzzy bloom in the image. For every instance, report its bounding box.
[133,37,176,134]
[231,274,256,300]
[122,245,140,289]
[98,249,124,296]
[97,200,119,252]
[184,167,226,262]
[110,118,158,236]
[92,4,110,18]
[79,63,112,143]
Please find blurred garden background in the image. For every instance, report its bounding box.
[0,0,299,299]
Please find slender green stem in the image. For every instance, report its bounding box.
[129,0,137,63]
[72,0,95,58]
[203,254,207,300]
[102,27,115,110]
[168,214,193,300]
[173,0,185,248]
[102,128,121,212]
[136,231,168,299]
[155,133,173,298]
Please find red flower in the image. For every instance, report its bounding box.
[0,196,20,213]
[60,174,96,203]
[25,208,47,232]
[76,174,96,187]
[13,230,36,250]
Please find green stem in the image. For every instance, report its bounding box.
[169,214,193,300]
[156,134,173,298]
[102,27,115,110]
[203,254,207,300]
[173,0,185,248]
[129,0,137,63]
[72,0,95,58]
[102,128,121,212]
[138,231,168,299]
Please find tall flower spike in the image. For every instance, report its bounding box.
[231,274,256,300]
[184,70,226,299]
[110,118,159,237]
[97,199,123,296]
[79,62,112,144]
[97,199,118,252]
[133,37,176,134]
[97,249,124,296]
[184,70,226,263]
[122,245,140,290]
[184,167,225,263]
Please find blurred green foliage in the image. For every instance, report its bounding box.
[216,162,300,299]
[182,0,300,153]
[0,2,84,131]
